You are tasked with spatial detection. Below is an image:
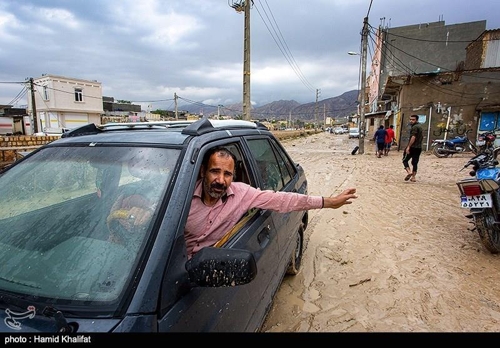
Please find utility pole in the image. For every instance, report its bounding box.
[358,16,369,154]
[315,89,320,129]
[174,92,178,120]
[242,0,251,120]
[218,104,223,118]
[29,78,38,133]
[229,1,251,120]
[323,104,326,128]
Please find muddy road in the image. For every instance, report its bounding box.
[261,131,500,332]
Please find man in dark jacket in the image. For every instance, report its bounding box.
[373,125,387,158]
[403,115,424,182]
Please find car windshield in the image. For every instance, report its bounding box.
[0,145,180,313]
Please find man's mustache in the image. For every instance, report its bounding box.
[210,183,226,191]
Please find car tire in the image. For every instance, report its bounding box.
[286,224,304,275]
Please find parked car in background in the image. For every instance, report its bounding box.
[0,118,310,333]
[333,127,344,135]
[348,127,360,139]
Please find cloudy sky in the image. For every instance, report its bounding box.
[1,0,499,111]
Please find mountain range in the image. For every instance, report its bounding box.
[179,89,359,122]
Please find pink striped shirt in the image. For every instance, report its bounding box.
[185,180,323,258]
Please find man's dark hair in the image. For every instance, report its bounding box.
[410,115,419,121]
[202,146,237,169]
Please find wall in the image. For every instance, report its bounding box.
[395,69,500,150]
[378,20,486,101]
[0,135,61,169]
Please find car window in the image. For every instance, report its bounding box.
[247,138,293,191]
[270,138,295,185]
[223,143,251,185]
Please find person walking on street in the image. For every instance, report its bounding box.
[384,125,395,156]
[403,115,424,182]
[373,125,387,158]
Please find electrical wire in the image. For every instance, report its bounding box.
[7,86,28,106]
[253,0,316,93]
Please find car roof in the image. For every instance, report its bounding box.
[51,118,270,147]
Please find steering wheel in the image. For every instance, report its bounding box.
[106,209,146,246]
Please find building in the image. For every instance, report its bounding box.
[465,29,500,69]
[102,96,141,113]
[27,74,103,134]
[364,20,500,149]
[0,105,30,135]
[385,67,500,150]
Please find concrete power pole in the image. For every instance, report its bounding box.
[29,78,38,133]
[358,16,369,154]
[229,1,251,120]
[323,104,326,127]
[242,0,251,120]
[174,92,178,120]
[314,89,320,129]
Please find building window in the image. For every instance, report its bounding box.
[74,88,83,102]
[43,86,49,100]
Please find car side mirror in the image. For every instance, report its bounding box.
[185,247,257,287]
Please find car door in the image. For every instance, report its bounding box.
[158,140,280,332]
[245,137,302,281]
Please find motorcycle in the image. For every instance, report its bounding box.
[431,129,478,158]
[476,131,497,154]
[456,147,500,253]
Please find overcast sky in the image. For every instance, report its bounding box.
[1,0,499,111]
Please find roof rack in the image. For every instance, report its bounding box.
[182,117,268,136]
[99,121,195,130]
[61,121,195,138]
[61,118,269,138]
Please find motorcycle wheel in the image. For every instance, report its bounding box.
[468,141,479,155]
[432,144,450,158]
[474,209,500,253]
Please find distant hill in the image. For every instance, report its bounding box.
[179,90,359,122]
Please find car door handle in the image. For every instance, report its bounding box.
[257,225,271,247]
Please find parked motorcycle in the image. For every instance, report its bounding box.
[476,131,497,154]
[431,129,478,158]
[456,147,500,253]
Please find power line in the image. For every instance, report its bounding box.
[7,86,28,106]
[378,28,496,43]
[253,0,316,93]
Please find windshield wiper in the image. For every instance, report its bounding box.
[0,276,41,289]
[42,306,75,333]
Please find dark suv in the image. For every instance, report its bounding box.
[0,118,310,332]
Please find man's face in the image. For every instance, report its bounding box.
[202,152,235,200]
[410,117,418,124]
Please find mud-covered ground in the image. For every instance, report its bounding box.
[261,131,500,332]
